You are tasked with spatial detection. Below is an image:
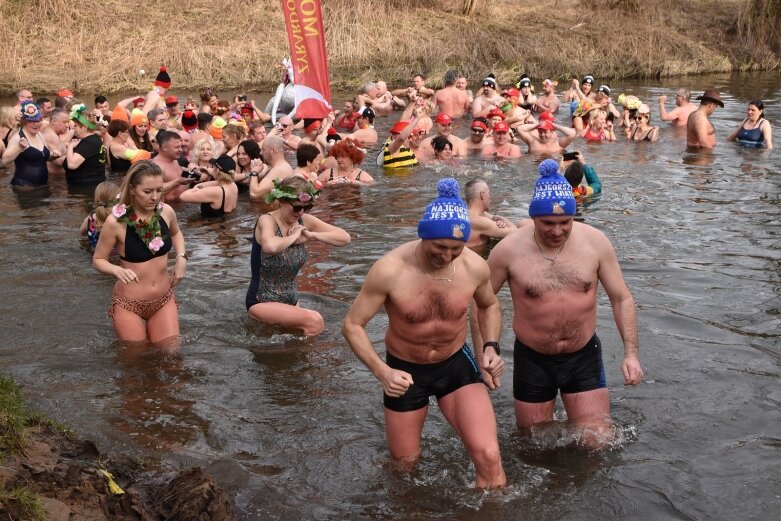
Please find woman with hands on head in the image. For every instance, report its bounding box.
[92,160,187,344]
[246,176,351,336]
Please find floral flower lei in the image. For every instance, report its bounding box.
[112,202,167,252]
[264,179,320,205]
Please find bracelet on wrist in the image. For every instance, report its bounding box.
[177,252,189,261]
[483,341,500,356]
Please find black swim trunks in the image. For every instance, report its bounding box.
[384,345,484,412]
[513,334,606,403]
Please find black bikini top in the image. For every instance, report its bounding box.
[120,217,173,263]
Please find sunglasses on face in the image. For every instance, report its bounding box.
[471,128,485,133]
[290,202,313,213]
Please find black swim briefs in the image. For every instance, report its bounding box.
[384,344,484,412]
[513,333,607,403]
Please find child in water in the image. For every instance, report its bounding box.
[80,181,120,250]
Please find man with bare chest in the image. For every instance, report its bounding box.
[687,89,723,149]
[343,178,506,488]
[487,160,643,447]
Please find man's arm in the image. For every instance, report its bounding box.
[658,95,679,122]
[342,259,414,397]
[471,257,504,389]
[593,230,643,386]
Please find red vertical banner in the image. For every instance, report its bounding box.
[280,0,332,119]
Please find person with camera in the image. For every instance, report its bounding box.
[179,155,238,217]
[153,130,191,202]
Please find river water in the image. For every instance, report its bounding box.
[0,72,779,520]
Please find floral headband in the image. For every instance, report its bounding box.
[21,101,42,122]
[264,178,320,205]
[69,103,97,130]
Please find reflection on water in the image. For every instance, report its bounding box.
[0,73,779,520]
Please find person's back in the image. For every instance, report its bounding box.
[435,85,470,118]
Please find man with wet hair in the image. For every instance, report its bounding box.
[485,160,643,448]
[658,88,697,127]
[433,69,471,118]
[343,178,506,489]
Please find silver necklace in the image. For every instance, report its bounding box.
[534,231,568,264]
[414,242,455,282]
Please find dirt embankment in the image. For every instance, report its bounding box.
[0,0,778,95]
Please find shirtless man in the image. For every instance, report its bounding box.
[454,75,474,106]
[345,107,378,145]
[275,115,302,151]
[535,79,560,114]
[343,178,506,488]
[418,113,466,159]
[249,135,294,201]
[687,89,723,149]
[472,76,504,117]
[516,117,577,156]
[465,119,493,152]
[153,130,190,203]
[433,70,470,118]
[357,82,393,116]
[141,66,171,114]
[487,159,643,447]
[659,88,697,127]
[392,74,436,107]
[41,108,72,175]
[464,178,517,249]
[481,122,521,158]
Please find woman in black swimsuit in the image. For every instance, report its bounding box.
[92,160,187,345]
[179,154,239,217]
[2,101,56,186]
[318,138,374,186]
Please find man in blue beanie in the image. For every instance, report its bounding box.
[343,178,506,488]
[486,159,643,448]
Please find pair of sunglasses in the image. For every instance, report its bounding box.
[290,202,314,213]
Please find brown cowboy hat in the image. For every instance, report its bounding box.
[696,89,724,108]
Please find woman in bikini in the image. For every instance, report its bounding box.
[318,138,374,186]
[93,160,187,344]
[246,176,351,335]
[179,155,238,217]
[726,100,773,149]
[578,109,616,142]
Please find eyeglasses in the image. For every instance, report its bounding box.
[289,203,313,213]
[471,128,485,133]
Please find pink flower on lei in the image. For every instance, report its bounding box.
[298,192,312,202]
[148,236,165,252]
[112,204,127,218]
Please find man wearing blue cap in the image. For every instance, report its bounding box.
[343,178,506,488]
[487,159,643,448]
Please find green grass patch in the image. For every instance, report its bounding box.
[0,486,46,521]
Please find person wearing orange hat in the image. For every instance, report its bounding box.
[57,89,75,101]
[481,121,522,158]
[379,116,420,169]
[129,109,153,153]
[418,112,467,160]
[514,116,577,156]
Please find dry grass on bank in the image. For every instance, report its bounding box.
[0,0,777,94]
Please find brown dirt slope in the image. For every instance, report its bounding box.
[0,0,777,94]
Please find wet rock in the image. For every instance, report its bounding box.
[40,496,71,521]
[150,468,234,521]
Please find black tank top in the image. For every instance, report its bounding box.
[201,186,226,217]
[120,217,173,263]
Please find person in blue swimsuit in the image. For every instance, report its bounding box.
[92,160,187,345]
[246,176,351,336]
[726,100,773,149]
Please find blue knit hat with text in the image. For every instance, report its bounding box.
[418,178,471,241]
[529,159,576,217]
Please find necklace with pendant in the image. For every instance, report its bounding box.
[534,230,568,264]
[414,242,455,282]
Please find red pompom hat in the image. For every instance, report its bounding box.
[155,66,171,89]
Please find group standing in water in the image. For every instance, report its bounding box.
[0,65,773,488]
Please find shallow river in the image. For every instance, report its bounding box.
[0,73,779,520]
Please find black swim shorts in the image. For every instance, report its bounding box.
[384,345,484,412]
[513,334,607,403]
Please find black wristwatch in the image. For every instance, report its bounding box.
[483,341,500,355]
[249,171,259,178]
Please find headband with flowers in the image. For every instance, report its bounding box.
[69,103,97,130]
[264,178,320,205]
[20,101,42,122]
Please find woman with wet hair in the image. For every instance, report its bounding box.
[92,160,187,343]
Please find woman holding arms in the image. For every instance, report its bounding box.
[726,100,773,149]
[93,160,187,343]
[246,177,351,336]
